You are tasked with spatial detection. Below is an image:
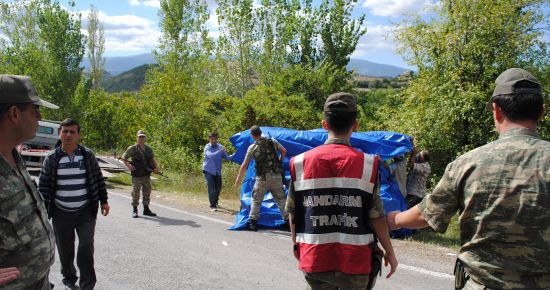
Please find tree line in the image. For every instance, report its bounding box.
[0,0,548,178]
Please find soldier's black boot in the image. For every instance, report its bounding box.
[143,205,157,217]
[132,206,138,218]
[248,219,257,232]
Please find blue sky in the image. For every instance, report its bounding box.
[64,0,442,69]
[4,1,549,68]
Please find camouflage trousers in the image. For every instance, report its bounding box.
[304,271,369,290]
[31,273,52,290]
[249,172,288,221]
[463,275,550,290]
[131,175,152,206]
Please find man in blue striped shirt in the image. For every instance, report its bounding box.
[39,118,109,290]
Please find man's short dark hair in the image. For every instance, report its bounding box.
[250,125,262,136]
[493,93,544,122]
[61,118,81,132]
[208,132,218,138]
[324,111,358,134]
[0,103,31,121]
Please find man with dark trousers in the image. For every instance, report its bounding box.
[203,132,233,211]
[39,118,110,290]
[286,92,398,289]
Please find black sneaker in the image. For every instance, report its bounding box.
[132,206,138,218]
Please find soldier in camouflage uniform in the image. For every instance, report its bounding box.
[387,68,550,289]
[0,75,58,289]
[122,130,160,218]
[234,126,288,231]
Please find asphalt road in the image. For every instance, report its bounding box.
[49,191,456,290]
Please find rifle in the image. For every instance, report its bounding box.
[117,157,168,178]
[454,259,469,289]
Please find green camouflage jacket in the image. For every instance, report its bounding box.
[419,128,550,289]
[0,149,55,289]
[122,144,155,177]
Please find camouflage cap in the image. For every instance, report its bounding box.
[137,130,146,137]
[487,68,542,110]
[324,92,357,113]
[250,125,262,136]
[0,75,58,109]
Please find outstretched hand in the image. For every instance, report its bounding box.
[0,267,20,286]
[386,211,400,231]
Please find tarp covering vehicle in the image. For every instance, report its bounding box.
[229,127,414,237]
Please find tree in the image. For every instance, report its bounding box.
[318,0,365,70]
[216,0,258,97]
[157,0,212,71]
[0,0,85,120]
[392,0,550,175]
[86,5,105,89]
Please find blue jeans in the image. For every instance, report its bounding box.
[204,171,222,208]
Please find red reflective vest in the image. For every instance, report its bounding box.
[290,143,378,274]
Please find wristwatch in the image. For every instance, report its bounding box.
[293,244,298,251]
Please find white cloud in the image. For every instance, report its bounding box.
[143,0,161,8]
[363,0,435,17]
[128,0,160,8]
[351,24,396,57]
[81,9,161,53]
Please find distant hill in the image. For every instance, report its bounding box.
[86,53,411,91]
[82,53,157,76]
[101,64,158,92]
[84,53,409,78]
[346,59,410,77]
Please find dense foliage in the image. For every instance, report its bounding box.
[0,0,549,179]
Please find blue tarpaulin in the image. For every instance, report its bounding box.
[228,127,414,237]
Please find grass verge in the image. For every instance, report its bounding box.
[106,163,460,249]
[106,163,242,211]
[403,214,460,248]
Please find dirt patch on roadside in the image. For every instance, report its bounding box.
[107,183,241,223]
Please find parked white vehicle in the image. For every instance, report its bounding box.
[28,120,61,149]
[19,120,127,178]
[19,120,60,169]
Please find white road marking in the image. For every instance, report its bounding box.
[399,264,454,280]
[109,191,233,226]
[109,190,454,280]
